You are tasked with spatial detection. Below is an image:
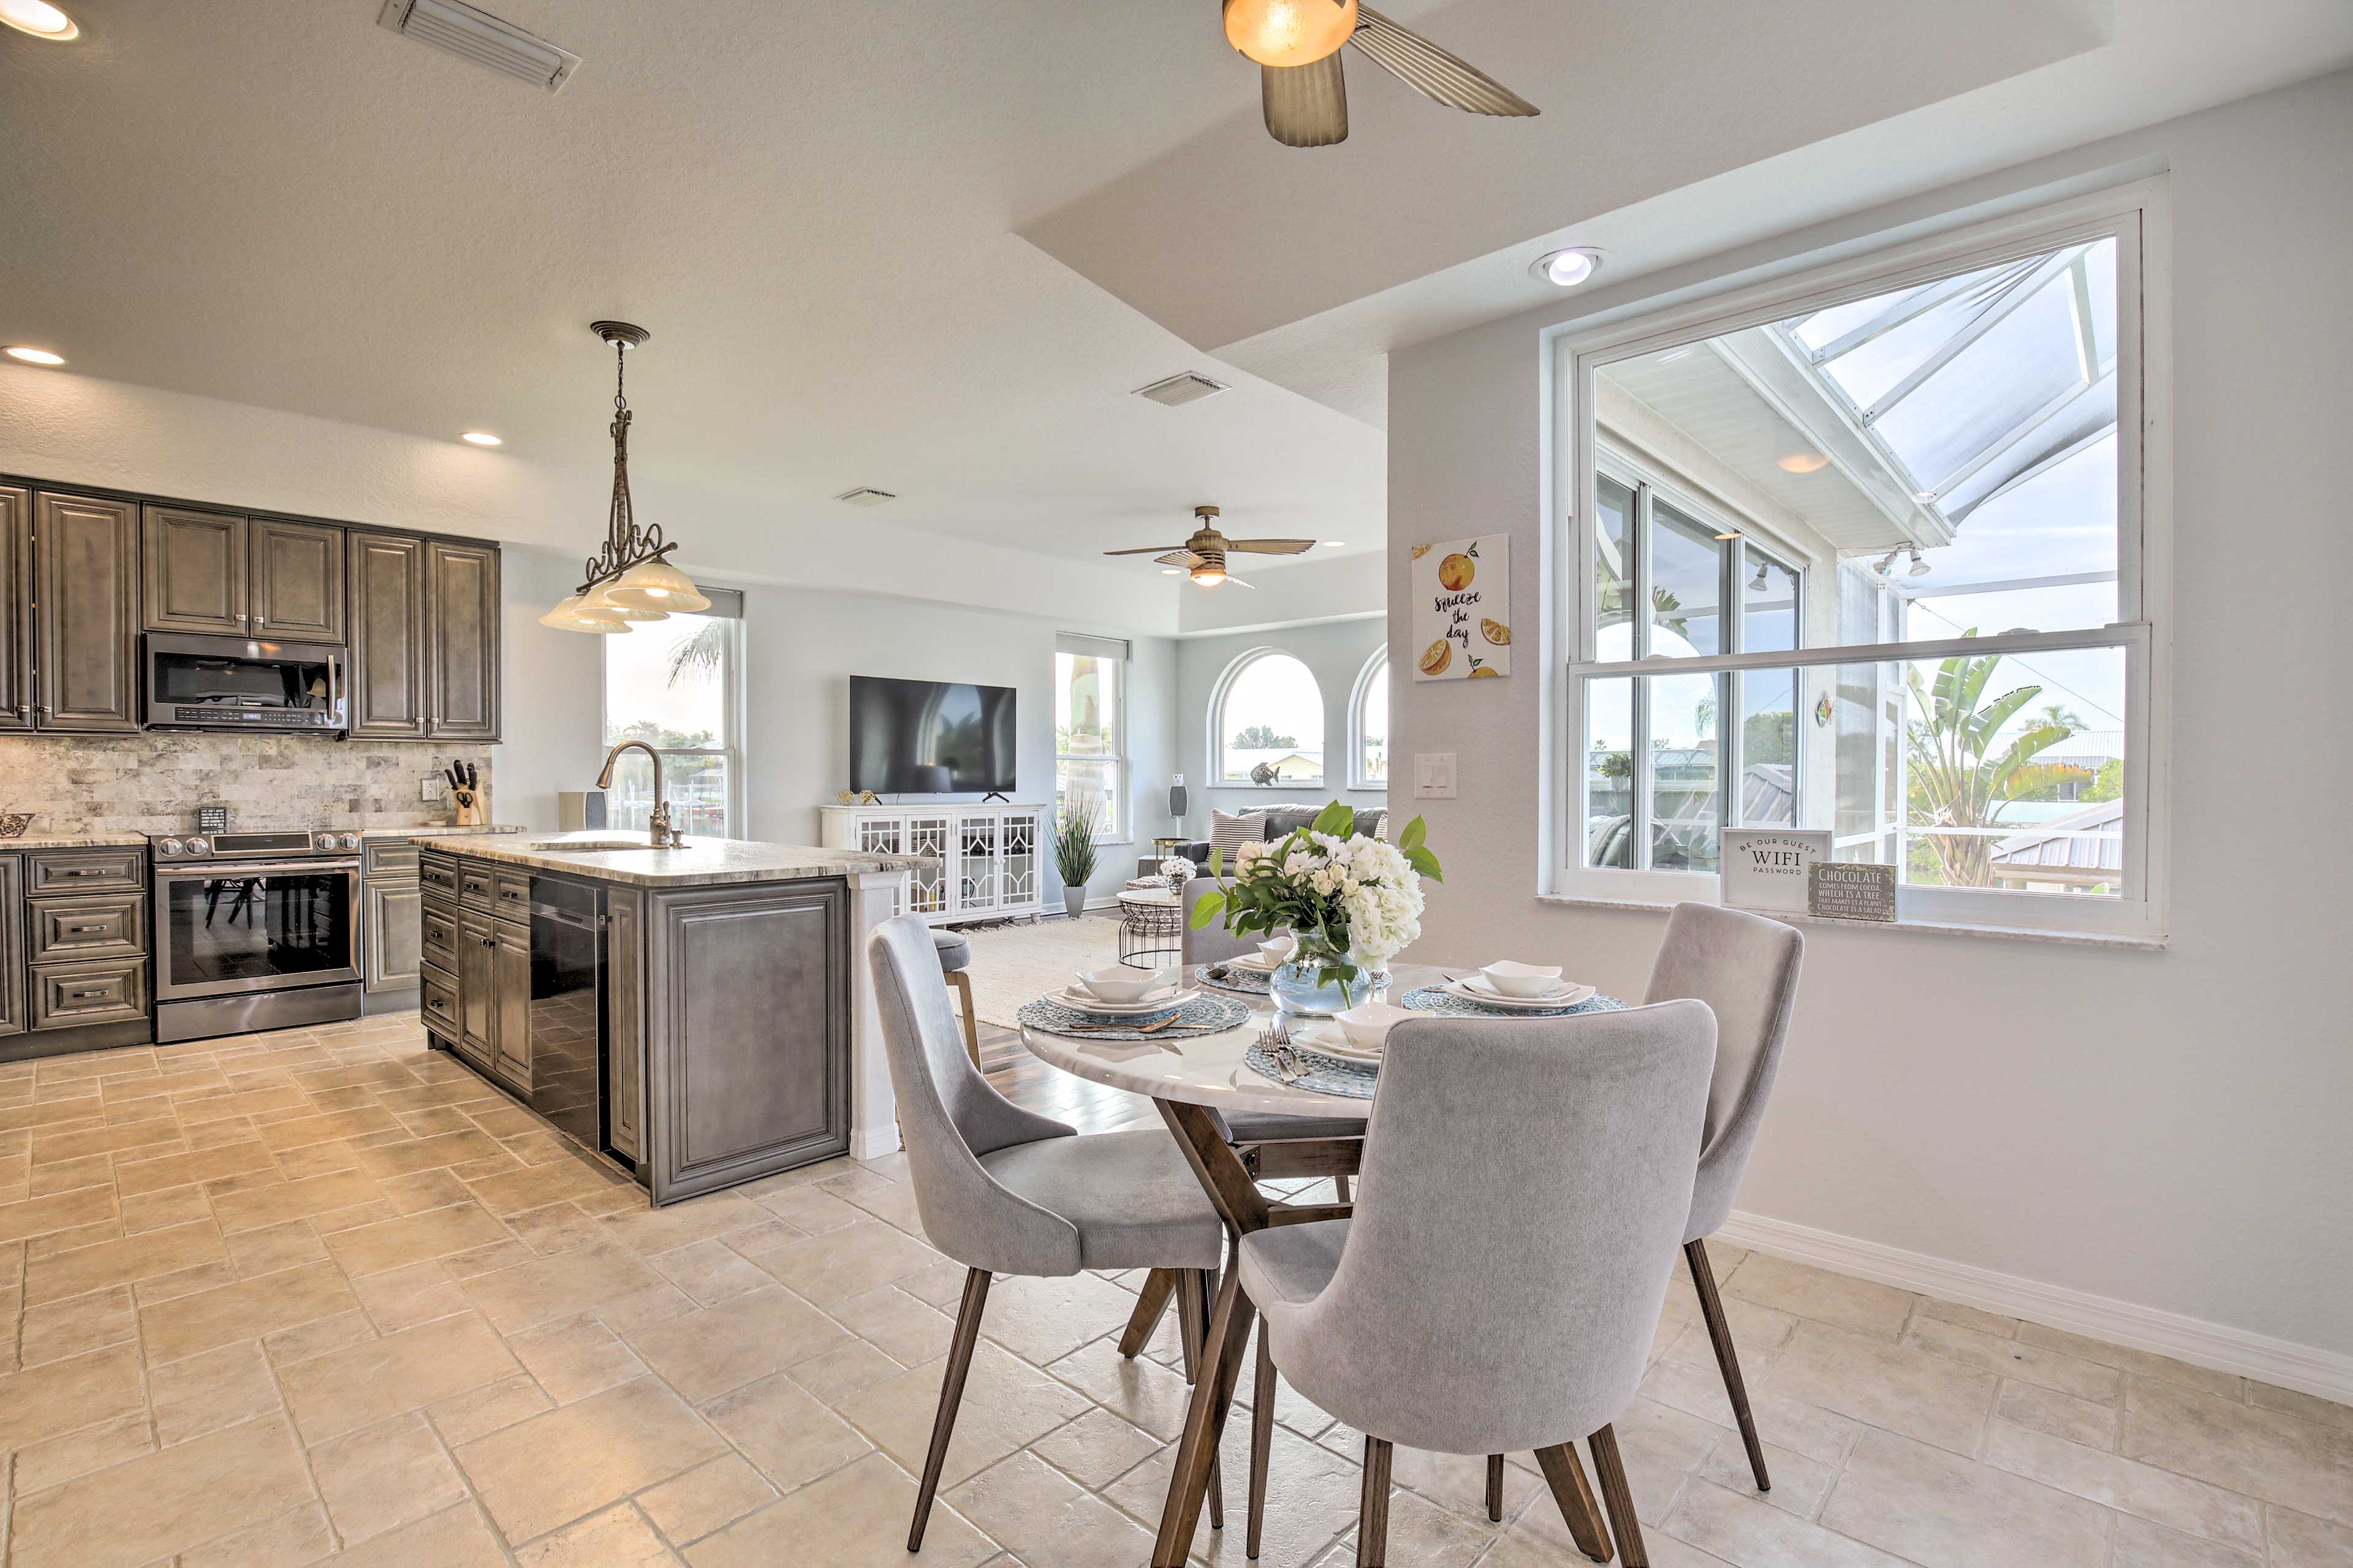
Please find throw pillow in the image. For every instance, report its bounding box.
[1209,809,1266,864]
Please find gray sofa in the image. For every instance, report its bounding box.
[1145,804,1387,877]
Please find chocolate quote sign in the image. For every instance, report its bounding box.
[1411,533,1511,681]
[1809,862,1898,922]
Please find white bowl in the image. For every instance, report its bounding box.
[1479,960,1565,999]
[1256,936,1297,966]
[1077,966,1173,1004]
[1335,1001,1414,1051]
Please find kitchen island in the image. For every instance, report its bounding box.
[411,830,922,1203]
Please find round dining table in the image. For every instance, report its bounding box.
[1020,961,1627,1567]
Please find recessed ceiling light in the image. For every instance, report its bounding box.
[460,431,502,447]
[1321,540,1344,548]
[1161,567,1184,575]
[1776,452,1829,474]
[1531,247,1604,288]
[3,346,65,366]
[0,0,78,40]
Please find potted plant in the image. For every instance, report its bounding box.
[1052,801,1102,920]
[1189,801,1442,1015]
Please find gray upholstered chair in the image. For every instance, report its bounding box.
[1643,901,1804,1492]
[1238,1002,1716,1566]
[931,926,980,1067]
[868,915,1229,1550]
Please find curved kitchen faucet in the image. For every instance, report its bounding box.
[597,740,687,847]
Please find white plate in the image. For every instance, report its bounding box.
[1226,952,1281,974]
[1294,1023,1383,1063]
[1053,986,1198,1017]
[1441,976,1596,1011]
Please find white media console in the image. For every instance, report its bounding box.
[817,801,1045,925]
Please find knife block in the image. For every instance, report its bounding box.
[452,788,485,828]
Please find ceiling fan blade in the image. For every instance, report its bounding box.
[1225,538,1319,555]
[1225,576,1257,589]
[1349,6,1539,118]
[1154,551,1202,567]
[1102,545,1188,556]
[1261,53,1349,148]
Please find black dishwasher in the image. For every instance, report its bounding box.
[526,876,605,1152]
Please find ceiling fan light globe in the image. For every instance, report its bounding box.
[1191,565,1228,587]
[1224,0,1357,67]
[604,558,711,613]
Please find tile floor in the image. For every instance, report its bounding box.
[0,1012,2345,1566]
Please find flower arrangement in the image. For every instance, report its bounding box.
[1159,855,1199,884]
[1189,802,1442,1010]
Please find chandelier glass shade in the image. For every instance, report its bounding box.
[539,593,629,633]
[545,321,703,634]
[604,556,710,613]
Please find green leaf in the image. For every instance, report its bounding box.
[1207,846,1224,879]
[1406,845,1444,882]
[1312,801,1354,837]
[1188,888,1226,929]
[1398,815,1427,852]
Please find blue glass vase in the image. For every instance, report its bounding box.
[1268,934,1385,1018]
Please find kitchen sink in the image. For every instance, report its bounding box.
[523,839,665,852]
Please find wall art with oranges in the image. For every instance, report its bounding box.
[1409,532,1511,681]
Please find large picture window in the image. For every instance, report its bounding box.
[602,587,743,838]
[1055,634,1127,838]
[1215,651,1324,784]
[1555,189,2163,939]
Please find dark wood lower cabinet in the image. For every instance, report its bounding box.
[0,855,23,1037]
[605,885,645,1162]
[456,906,496,1071]
[492,918,531,1091]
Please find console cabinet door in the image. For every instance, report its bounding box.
[0,488,32,732]
[249,518,345,642]
[142,504,248,635]
[347,530,427,738]
[425,539,499,741]
[36,493,141,733]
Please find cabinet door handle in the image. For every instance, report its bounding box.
[63,924,100,934]
[66,989,105,1002]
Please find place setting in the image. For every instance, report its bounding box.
[1401,959,1621,1018]
[1018,963,1252,1043]
[1245,999,1414,1099]
[1194,933,1296,995]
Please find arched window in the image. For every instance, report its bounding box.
[1214,651,1324,784]
[1349,650,1389,789]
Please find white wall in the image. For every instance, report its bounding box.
[1175,617,1390,837]
[1387,69,2353,1371]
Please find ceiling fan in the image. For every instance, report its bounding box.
[1220,0,1539,148]
[1104,505,1316,588]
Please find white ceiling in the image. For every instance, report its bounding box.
[3,0,2348,583]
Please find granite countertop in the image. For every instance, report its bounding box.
[0,831,149,849]
[360,824,523,839]
[407,830,931,888]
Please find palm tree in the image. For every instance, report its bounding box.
[664,619,727,687]
[1905,639,2075,888]
[2034,701,2087,735]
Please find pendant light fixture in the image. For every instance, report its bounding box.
[544,321,710,634]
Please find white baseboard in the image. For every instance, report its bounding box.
[1715,1210,2353,1406]
[849,1125,902,1161]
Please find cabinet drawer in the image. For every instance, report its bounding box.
[420,901,460,968]
[420,963,460,1038]
[457,862,495,909]
[419,854,459,897]
[28,893,146,963]
[31,958,149,1031]
[365,841,420,880]
[28,849,144,896]
[491,868,532,918]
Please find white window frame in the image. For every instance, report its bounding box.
[1542,182,2171,942]
[1210,646,1327,787]
[1055,638,1129,842]
[599,589,746,840]
[1348,648,1390,791]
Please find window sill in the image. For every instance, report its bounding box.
[1533,892,2168,950]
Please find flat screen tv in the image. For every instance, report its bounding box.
[849,676,1017,795]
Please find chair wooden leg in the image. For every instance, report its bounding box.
[1533,1443,1613,1563]
[1485,1453,1505,1523]
[1121,1268,1178,1358]
[1174,1269,1224,1529]
[1154,1264,1257,1565]
[1588,1425,1648,1568]
[1686,1238,1771,1491]
[1356,1436,1393,1567]
[1247,1319,1276,1558]
[944,969,981,1069]
[909,1267,990,1552]
[1334,1174,1351,1203]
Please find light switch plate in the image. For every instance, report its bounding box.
[1414,754,1457,800]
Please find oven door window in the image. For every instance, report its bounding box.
[151,649,333,713]
[162,871,356,995]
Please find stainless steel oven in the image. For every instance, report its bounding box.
[151,831,363,1041]
[145,632,347,732]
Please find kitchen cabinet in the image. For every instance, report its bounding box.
[0,854,23,1038]
[425,538,500,741]
[142,505,248,635]
[364,882,422,996]
[34,493,141,733]
[249,518,346,642]
[456,905,496,1070]
[15,847,148,1054]
[0,489,33,732]
[492,918,531,1090]
[347,531,428,738]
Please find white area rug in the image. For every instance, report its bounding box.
[958,912,1126,1028]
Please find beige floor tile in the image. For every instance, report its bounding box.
[621,1284,851,1402]
[838,1341,1092,1490]
[252,1106,406,1153]
[310,1410,469,1545]
[352,1127,510,1180]
[1759,1320,1997,1456]
[264,1305,380,1365]
[791,1337,911,1406]
[426,1371,556,1447]
[378,1166,476,1215]
[1665,1475,1917,1567]
[1914,1296,2024,1338]
[140,1257,362,1365]
[2123,1377,2353,1523]
[211,1168,387,1234]
[1639,1351,1865,1468]
[113,1138,277,1198]
[0,1342,144,1449]
[460,1239,664,1333]
[455,1374,726,1543]
[594,1192,770,1254]
[176,1499,337,1568]
[1697,1431,1836,1518]
[835,1281,958,1365]
[702,1368,873,1490]
[325,1200,512,1278]
[1721,1252,1918,1341]
[2018,1323,2248,1402]
[979,1271,1140,1368]
[506,1198,610,1256]
[2253,1384,2353,1434]
[23,1216,226,1303]
[2269,1504,2353,1566]
[463,1157,622,1216]
[11,1409,154,1493]
[1997,1377,2122,1450]
[949,1449,1158,1568]
[279,1309,523,1443]
[1987,1417,2265,1550]
[352,1257,473,1333]
[327,1499,510,1567]
[0,1181,118,1244]
[645,1236,776,1305]
[2112,1513,2264,1567]
[637,1452,781,1548]
[1047,1335,1200,1440]
[1904,1315,2123,1402]
[1030,1406,1165,1492]
[1107,1417,1358,1568]
[225,1216,333,1277]
[684,1452,996,1568]
[11,1412,316,1568]
[29,1115,182,1165]
[150,1338,282,1444]
[509,1310,652,1403]
[18,1281,136,1364]
[516,1500,683,1565]
[1662,1294,1800,1371]
[753,1219,941,1306]
[1822,1426,2112,1568]
[752,1183,870,1237]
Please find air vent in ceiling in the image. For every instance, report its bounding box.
[377,0,580,93]
[1134,373,1230,408]
[836,488,898,508]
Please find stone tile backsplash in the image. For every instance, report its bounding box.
[0,735,494,835]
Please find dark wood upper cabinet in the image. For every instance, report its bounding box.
[141,505,248,635]
[347,530,428,738]
[35,493,141,733]
[0,489,33,732]
[249,518,345,642]
[425,538,500,741]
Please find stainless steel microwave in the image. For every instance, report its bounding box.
[144,632,348,732]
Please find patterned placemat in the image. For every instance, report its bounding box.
[1400,985,1627,1019]
[1020,992,1252,1042]
[1195,962,1272,996]
[1244,1040,1379,1100]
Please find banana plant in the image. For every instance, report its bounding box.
[1904,638,2074,887]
